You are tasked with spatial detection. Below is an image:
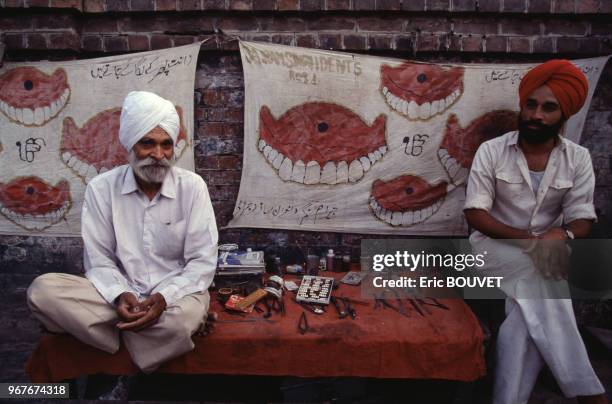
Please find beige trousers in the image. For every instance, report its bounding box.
[26,273,209,373]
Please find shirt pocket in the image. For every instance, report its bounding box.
[544,178,573,207]
[152,219,187,260]
[495,171,524,198]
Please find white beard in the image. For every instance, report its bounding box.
[128,151,174,184]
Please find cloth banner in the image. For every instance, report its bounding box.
[0,43,200,236]
[228,41,608,235]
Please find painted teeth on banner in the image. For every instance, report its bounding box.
[0,43,200,236]
[227,40,608,235]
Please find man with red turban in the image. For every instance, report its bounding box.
[464,60,606,403]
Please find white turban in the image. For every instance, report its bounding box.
[119,91,180,152]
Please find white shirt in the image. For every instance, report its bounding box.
[464,131,596,243]
[82,165,218,306]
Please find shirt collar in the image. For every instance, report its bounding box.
[507,130,567,151]
[121,165,177,199]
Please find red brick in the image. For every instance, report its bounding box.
[0,16,33,30]
[427,0,450,11]
[218,16,259,31]
[452,0,475,11]
[252,0,276,10]
[300,0,323,10]
[177,0,201,10]
[416,33,439,51]
[528,0,551,13]
[553,0,574,13]
[394,34,413,51]
[34,14,76,30]
[319,33,342,49]
[601,1,612,12]
[503,0,525,12]
[454,18,499,35]
[229,0,251,10]
[354,0,374,9]
[106,0,129,11]
[476,0,500,11]
[447,33,462,51]
[407,17,450,33]
[296,33,317,47]
[199,122,224,136]
[48,32,79,50]
[83,0,105,12]
[556,36,579,52]
[223,123,243,137]
[532,36,553,52]
[576,0,598,13]
[221,38,240,50]
[26,33,47,49]
[4,0,25,6]
[500,19,540,35]
[278,0,298,10]
[368,34,393,50]
[202,0,225,8]
[198,156,219,169]
[5,33,24,49]
[173,35,196,46]
[544,20,588,35]
[195,107,224,121]
[508,37,530,53]
[49,0,81,8]
[82,35,103,51]
[376,0,400,9]
[151,34,173,49]
[83,17,118,33]
[104,35,128,52]
[575,37,601,53]
[131,0,154,10]
[270,34,294,45]
[156,0,177,9]
[308,17,354,31]
[462,35,483,52]
[326,0,350,9]
[219,156,241,170]
[591,22,612,35]
[485,35,506,52]
[343,33,366,50]
[224,108,243,122]
[357,17,403,32]
[258,17,305,31]
[402,0,424,10]
[26,0,49,7]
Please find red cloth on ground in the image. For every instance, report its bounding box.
[519,59,588,118]
[26,275,486,382]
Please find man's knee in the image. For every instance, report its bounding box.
[27,273,63,311]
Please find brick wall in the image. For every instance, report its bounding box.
[1,0,611,381]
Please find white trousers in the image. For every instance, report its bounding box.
[471,237,604,404]
[27,273,209,373]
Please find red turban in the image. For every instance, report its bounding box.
[519,59,588,118]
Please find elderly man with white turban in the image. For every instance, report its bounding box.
[27,91,218,374]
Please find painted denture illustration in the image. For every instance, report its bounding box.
[439,110,518,185]
[380,63,464,120]
[0,177,71,230]
[0,67,70,126]
[369,175,449,226]
[61,106,189,183]
[258,103,387,185]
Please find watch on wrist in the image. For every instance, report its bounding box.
[562,225,575,240]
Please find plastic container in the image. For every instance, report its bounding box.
[326,249,335,272]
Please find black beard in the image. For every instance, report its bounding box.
[518,118,564,145]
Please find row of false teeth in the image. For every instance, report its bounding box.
[369,197,444,226]
[258,139,387,184]
[382,86,461,120]
[62,151,109,183]
[0,200,70,230]
[0,88,70,126]
[438,149,469,185]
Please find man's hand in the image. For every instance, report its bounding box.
[526,227,569,280]
[116,292,147,323]
[117,293,167,332]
